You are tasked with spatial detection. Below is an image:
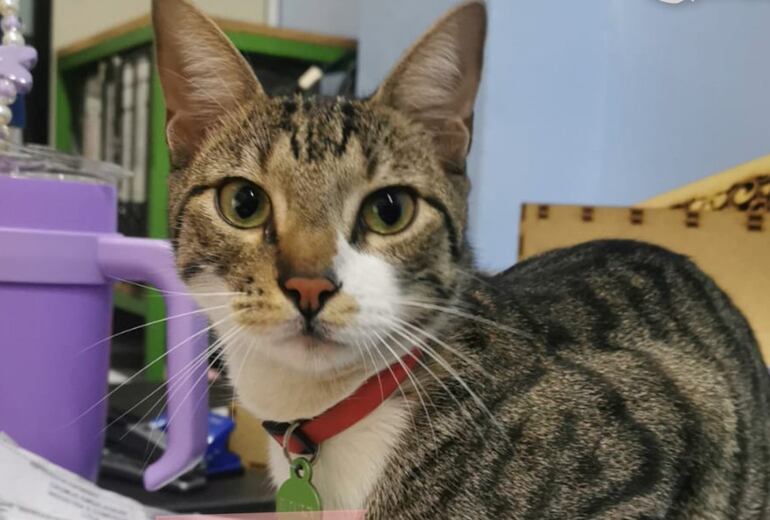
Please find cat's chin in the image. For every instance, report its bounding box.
[282,333,344,356]
[230,323,363,377]
[224,327,371,421]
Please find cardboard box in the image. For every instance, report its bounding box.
[229,403,271,469]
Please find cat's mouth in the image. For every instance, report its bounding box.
[295,332,333,350]
[299,320,330,343]
[286,315,343,348]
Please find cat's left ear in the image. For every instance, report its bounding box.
[373,1,486,171]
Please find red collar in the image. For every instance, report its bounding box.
[263,349,421,455]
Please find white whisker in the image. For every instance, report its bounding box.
[78,304,230,355]
[398,299,533,340]
[372,327,439,449]
[65,312,237,429]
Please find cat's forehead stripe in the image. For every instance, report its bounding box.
[277,96,363,164]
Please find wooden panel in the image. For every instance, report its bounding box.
[642,153,770,209]
[519,204,770,361]
[230,403,271,468]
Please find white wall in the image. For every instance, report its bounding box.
[470,0,612,271]
[357,0,462,96]
[358,0,770,272]
[473,0,770,271]
[53,0,267,50]
[278,0,359,39]
[599,1,770,203]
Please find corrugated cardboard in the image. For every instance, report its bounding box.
[229,403,271,469]
[518,204,769,361]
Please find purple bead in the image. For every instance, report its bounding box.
[1,15,20,33]
[0,45,36,94]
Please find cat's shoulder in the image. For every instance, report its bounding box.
[494,239,695,286]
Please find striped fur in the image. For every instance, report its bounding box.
[366,240,770,518]
[153,1,770,517]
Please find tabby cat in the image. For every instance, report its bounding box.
[152,0,770,517]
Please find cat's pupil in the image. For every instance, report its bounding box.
[376,192,402,226]
[233,185,259,219]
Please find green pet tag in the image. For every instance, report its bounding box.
[276,457,322,513]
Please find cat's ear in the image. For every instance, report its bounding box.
[152,0,263,167]
[373,1,486,171]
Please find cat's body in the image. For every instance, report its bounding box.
[364,239,770,518]
[260,239,770,518]
[151,1,770,517]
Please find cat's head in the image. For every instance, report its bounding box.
[152,0,485,378]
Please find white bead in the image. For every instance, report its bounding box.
[0,0,19,17]
[0,104,12,126]
[0,124,10,140]
[0,79,15,106]
[2,29,24,45]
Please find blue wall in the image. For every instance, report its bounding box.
[358,0,770,271]
[473,0,770,271]
[470,1,611,270]
[279,0,359,39]
[357,0,464,96]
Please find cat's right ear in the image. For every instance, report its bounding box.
[152,0,263,167]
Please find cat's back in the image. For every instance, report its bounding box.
[480,239,770,518]
[491,239,769,406]
[495,239,762,364]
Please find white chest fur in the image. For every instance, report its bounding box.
[267,397,410,511]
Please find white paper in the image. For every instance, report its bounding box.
[0,433,168,520]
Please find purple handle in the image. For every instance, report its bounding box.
[97,235,208,491]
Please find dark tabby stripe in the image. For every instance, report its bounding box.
[171,183,214,242]
[422,195,460,259]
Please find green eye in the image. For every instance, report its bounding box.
[361,188,416,235]
[217,179,271,229]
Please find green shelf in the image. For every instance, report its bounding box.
[113,291,147,317]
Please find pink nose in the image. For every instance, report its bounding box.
[282,277,338,316]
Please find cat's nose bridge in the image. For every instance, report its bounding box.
[276,228,337,277]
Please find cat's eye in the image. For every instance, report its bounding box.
[361,188,416,235]
[216,179,271,229]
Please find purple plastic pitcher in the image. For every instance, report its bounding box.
[0,149,208,491]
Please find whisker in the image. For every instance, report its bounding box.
[372,327,439,449]
[141,324,244,468]
[65,312,236,429]
[364,331,422,445]
[78,304,230,355]
[228,327,255,402]
[385,322,489,439]
[390,314,495,379]
[387,319,501,430]
[109,276,243,297]
[109,321,241,441]
[359,333,386,401]
[398,300,533,340]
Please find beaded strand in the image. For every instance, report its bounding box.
[0,0,23,139]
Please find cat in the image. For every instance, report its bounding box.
[152,0,770,517]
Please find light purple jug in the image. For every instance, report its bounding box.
[0,148,208,491]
